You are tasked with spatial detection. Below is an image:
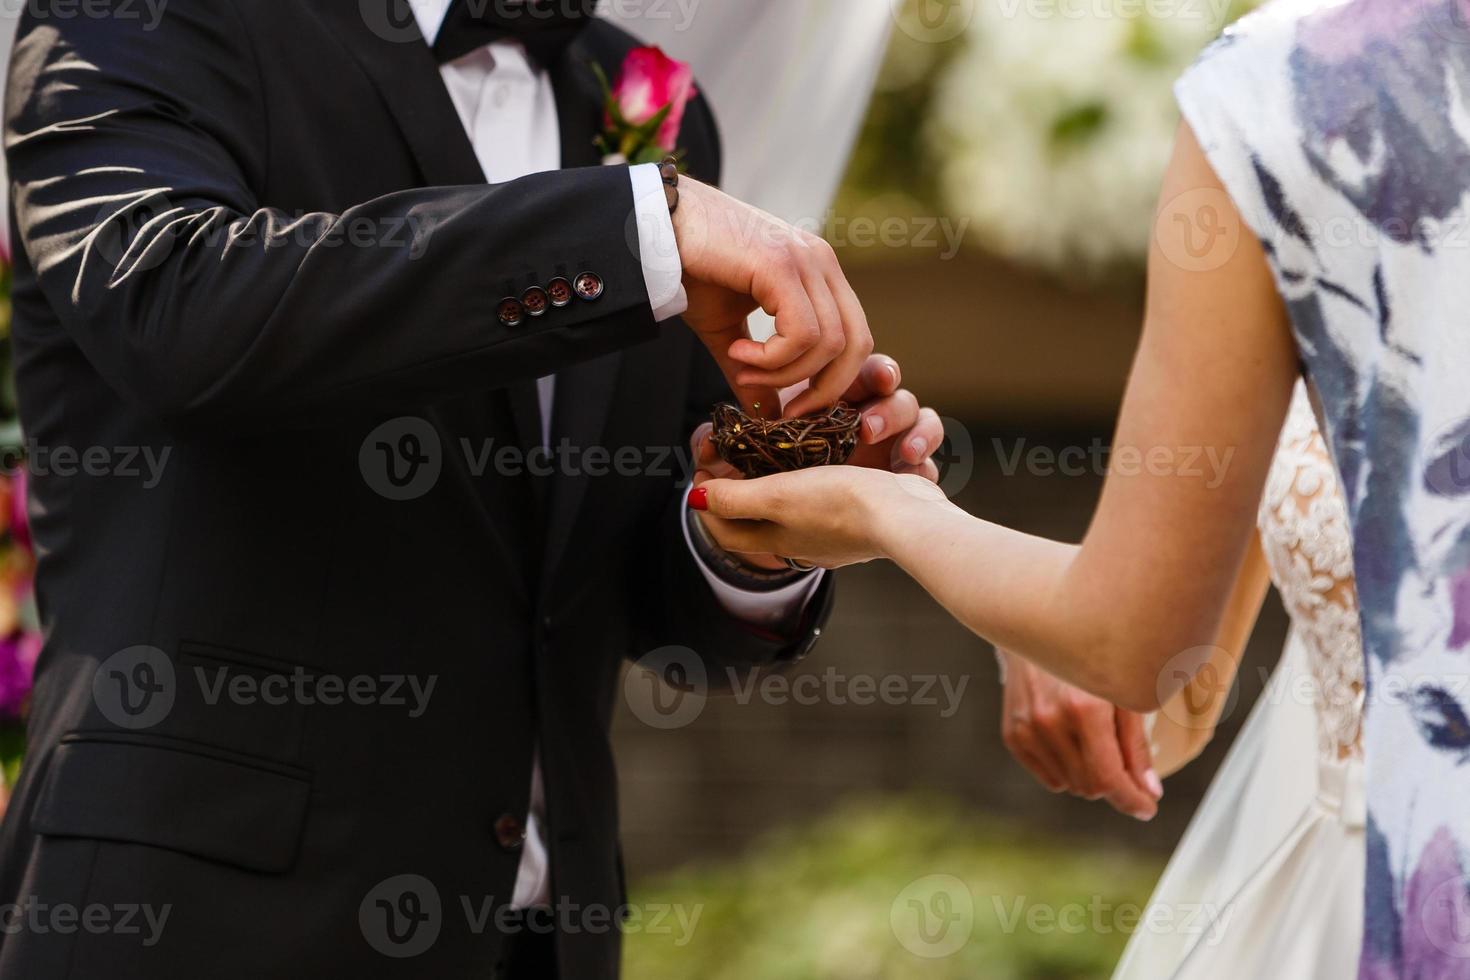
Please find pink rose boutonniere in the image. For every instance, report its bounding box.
[594,46,696,167]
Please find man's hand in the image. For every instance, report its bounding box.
[998,650,1163,821]
[675,179,873,420]
[689,355,943,571]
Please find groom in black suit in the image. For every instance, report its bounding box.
[0,1,941,977]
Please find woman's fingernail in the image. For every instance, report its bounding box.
[688,486,709,512]
[884,362,900,388]
[865,414,886,441]
[908,437,927,459]
[1145,770,1164,798]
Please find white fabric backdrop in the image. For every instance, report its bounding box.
[0,7,17,248]
[603,0,894,339]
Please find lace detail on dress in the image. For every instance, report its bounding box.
[1257,381,1365,761]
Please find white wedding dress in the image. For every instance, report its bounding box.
[1113,381,1366,979]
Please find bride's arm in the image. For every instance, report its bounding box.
[694,122,1297,711]
[1150,532,1272,776]
[871,123,1295,709]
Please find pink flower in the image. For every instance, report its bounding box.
[0,630,40,719]
[609,47,695,152]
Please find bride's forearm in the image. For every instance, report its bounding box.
[874,493,1221,711]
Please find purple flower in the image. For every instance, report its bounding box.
[1401,826,1470,976]
[1451,568,1470,649]
[0,629,39,720]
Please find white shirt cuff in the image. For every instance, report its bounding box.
[680,494,825,630]
[628,163,687,323]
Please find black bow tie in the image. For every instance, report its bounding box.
[432,0,594,69]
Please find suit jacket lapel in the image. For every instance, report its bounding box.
[316,0,484,188]
[321,0,547,600]
[541,38,626,595]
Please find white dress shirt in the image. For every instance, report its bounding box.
[410,2,823,909]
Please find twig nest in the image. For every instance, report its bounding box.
[710,403,862,478]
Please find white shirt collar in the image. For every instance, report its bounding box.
[408,0,452,46]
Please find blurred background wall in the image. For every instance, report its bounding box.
[611,2,1276,977]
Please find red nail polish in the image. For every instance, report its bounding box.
[688,486,709,511]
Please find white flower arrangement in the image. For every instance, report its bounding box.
[927,0,1250,275]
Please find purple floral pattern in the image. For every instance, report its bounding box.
[1178,1,1470,975]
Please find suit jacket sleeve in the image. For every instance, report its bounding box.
[4,2,658,430]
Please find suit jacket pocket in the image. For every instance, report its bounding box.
[170,641,310,764]
[30,733,311,874]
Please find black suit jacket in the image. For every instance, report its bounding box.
[0,3,832,977]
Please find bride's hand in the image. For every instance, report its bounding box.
[998,650,1162,822]
[689,465,951,569]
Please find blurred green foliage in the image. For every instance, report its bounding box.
[624,797,1162,980]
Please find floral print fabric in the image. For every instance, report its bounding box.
[1176,1,1470,975]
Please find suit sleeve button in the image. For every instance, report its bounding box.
[574,272,604,302]
[494,813,526,852]
[522,286,549,317]
[496,298,525,327]
[547,277,573,308]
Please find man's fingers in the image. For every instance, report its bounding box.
[786,265,873,417]
[858,389,920,446]
[752,265,852,407]
[690,422,714,461]
[783,270,871,418]
[701,323,782,420]
[725,257,824,372]
[690,431,740,481]
[896,407,945,468]
[843,354,902,404]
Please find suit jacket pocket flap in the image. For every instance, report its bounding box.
[31,735,310,874]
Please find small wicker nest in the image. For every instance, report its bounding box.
[710,403,862,478]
